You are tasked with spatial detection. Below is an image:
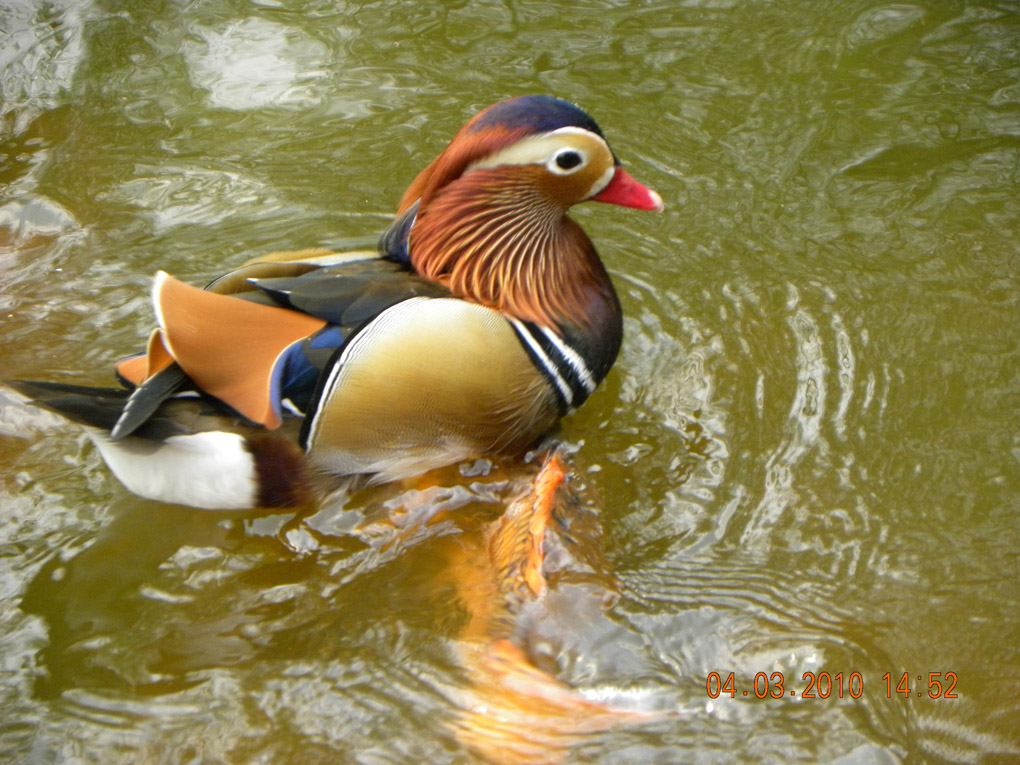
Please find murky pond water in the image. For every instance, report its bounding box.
[2,1,1019,762]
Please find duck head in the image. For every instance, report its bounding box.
[384,95,662,329]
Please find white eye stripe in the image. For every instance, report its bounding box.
[467,127,609,172]
[542,126,602,140]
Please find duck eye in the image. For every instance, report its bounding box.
[551,149,584,173]
[546,148,587,174]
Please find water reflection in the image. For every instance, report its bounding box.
[182,18,333,111]
[19,456,675,763]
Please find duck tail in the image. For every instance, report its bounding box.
[8,380,131,432]
[8,380,313,511]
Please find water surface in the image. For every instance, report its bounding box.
[2,1,1019,762]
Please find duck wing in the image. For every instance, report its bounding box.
[111,251,449,438]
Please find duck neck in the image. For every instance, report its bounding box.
[407,169,621,341]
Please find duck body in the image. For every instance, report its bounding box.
[12,96,661,510]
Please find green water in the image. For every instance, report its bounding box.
[2,0,1019,762]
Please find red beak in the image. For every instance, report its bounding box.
[591,167,664,212]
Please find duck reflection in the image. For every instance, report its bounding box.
[443,452,661,764]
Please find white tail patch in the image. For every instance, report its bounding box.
[89,430,257,510]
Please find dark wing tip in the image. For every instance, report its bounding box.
[109,364,189,440]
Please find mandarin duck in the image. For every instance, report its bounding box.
[12,95,662,510]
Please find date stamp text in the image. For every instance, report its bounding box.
[705,671,958,700]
